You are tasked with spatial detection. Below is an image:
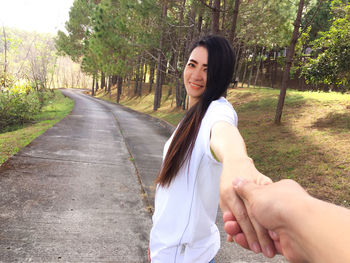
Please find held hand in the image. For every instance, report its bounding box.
[219,165,276,258]
[229,178,311,263]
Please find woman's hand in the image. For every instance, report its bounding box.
[219,157,276,258]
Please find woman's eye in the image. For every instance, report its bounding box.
[187,63,195,67]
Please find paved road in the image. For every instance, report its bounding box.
[0,89,286,262]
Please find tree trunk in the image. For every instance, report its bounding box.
[229,0,240,44]
[233,43,241,81]
[254,47,264,88]
[91,75,95,96]
[153,1,167,111]
[116,76,123,103]
[108,75,112,98]
[274,0,304,124]
[149,63,155,93]
[211,0,220,34]
[101,71,106,91]
[221,0,226,31]
[248,45,257,89]
[197,13,203,36]
[95,76,99,92]
[3,26,8,88]
[134,59,140,96]
[241,53,248,88]
[127,76,131,96]
[143,64,147,83]
[138,56,144,97]
[175,0,186,106]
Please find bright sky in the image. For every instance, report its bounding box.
[0,0,75,34]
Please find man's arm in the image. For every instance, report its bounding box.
[230,179,350,263]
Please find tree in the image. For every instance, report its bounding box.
[153,0,168,111]
[274,0,305,124]
[302,0,350,92]
[2,27,8,88]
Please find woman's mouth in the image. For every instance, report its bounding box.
[190,82,203,89]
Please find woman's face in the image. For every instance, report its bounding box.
[184,46,208,106]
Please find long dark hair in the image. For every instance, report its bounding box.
[156,35,235,187]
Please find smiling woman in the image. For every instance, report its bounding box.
[149,35,274,262]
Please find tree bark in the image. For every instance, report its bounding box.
[143,64,147,83]
[149,62,155,93]
[274,0,305,124]
[101,71,106,91]
[241,52,248,88]
[116,76,123,103]
[91,75,95,96]
[211,0,220,34]
[229,0,240,44]
[138,56,144,97]
[95,76,99,92]
[108,75,112,98]
[2,26,8,88]
[254,47,264,87]
[153,1,167,111]
[248,45,257,89]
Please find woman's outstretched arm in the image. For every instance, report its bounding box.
[210,121,275,258]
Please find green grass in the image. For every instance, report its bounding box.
[0,90,74,165]
[95,83,350,206]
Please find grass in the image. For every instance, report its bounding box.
[96,83,350,207]
[0,90,74,165]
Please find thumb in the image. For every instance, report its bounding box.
[232,178,258,204]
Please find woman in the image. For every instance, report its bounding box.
[149,35,274,262]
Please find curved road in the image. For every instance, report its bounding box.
[0,89,286,262]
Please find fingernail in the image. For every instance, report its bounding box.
[252,242,261,254]
[233,178,243,188]
[264,246,274,258]
[269,230,278,240]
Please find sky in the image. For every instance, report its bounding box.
[0,0,75,34]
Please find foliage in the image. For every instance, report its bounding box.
[301,0,332,41]
[0,72,14,88]
[0,28,59,90]
[0,90,74,164]
[0,78,56,131]
[302,1,350,91]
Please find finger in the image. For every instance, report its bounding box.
[234,233,249,250]
[223,211,236,223]
[250,218,276,258]
[224,220,241,236]
[227,234,233,242]
[230,196,261,254]
[268,230,279,241]
[274,240,283,255]
[234,179,276,257]
[233,178,258,203]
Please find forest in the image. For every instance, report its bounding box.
[55,0,350,123]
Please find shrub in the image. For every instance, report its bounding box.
[0,79,43,132]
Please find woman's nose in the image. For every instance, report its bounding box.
[192,68,203,80]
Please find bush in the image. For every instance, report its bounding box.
[0,79,49,132]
